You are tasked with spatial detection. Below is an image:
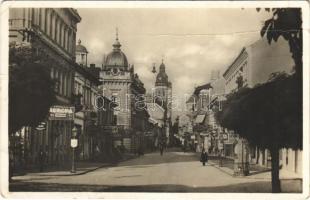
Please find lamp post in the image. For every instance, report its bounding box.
[71,126,78,173]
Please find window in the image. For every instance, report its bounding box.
[31,8,35,25]
[72,32,76,53]
[63,73,67,97]
[62,27,67,49]
[45,9,51,35]
[63,27,65,48]
[59,71,63,95]
[58,23,62,45]
[50,11,53,37]
[50,67,54,79]
[55,18,59,42]
[286,149,289,165]
[44,9,48,33]
[74,83,77,94]
[38,9,42,27]
[68,29,72,53]
[59,23,64,46]
[67,30,70,52]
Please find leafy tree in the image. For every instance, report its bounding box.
[9,45,56,134]
[258,8,302,77]
[216,74,301,193]
[216,8,302,192]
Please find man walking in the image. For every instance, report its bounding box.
[200,148,208,166]
[38,148,46,172]
[159,143,164,156]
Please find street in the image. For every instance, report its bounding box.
[10,148,301,192]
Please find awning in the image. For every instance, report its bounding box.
[195,114,205,124]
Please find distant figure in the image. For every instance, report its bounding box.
[183,140,187,153]
[38,149,46,172]
[160,144,164,156]
[138,145,144,156]
[200,149,208,166]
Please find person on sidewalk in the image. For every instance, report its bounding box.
[200,149,208,166]
[159,143,164,156]
[38,148,46,172]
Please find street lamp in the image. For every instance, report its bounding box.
[71,126,78,173]
[151,63,157,74]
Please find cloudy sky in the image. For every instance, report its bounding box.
[76,8,271,119]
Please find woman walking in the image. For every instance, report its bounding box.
[200,149,208,166]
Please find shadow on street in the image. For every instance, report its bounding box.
[9,180,301,193]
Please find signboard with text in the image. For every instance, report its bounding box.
[71,139,78,148]
[49,106,75,121]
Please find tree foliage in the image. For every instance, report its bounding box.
[258,8,302,75]
[9,46,56,134]
[216,74,302,150]
[216,8,302,193]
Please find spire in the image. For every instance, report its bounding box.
[159,56,166,72]
[116,27,119,41]
[113,27,121,50]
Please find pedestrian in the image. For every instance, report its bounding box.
[160,144,164,156]
[38,148,46,172]
[200,149,208,166]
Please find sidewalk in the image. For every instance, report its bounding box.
[12,153,138,179]
[207,159,271,180]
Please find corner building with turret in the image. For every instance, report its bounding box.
[100,32,149,152]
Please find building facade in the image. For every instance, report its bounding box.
[99,32,149,152]
[74,41,101,160]
[9,8,81,168]
[222,37,301,177]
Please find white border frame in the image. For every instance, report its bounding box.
[0,1,309,199]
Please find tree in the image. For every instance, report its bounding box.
[216,73,302,192]
[215,8,302,193]
[9,45,56,134]
[258,8,302,77]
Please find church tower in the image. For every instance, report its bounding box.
[155,59,171,106]
[154,59,172,145]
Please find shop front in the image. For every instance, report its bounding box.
[48,105,75,166]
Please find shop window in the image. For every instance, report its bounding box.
[286,149,289,165]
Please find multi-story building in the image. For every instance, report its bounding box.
[186,71,226,154]
[146,98,165,148]
[222,37,301,178]
[9,8,81,167]
[99,31,149,152]
[74,40,102,160]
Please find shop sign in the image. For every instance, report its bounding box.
[222,133,228,140]
[71,139,78,148]
[49,106,74,121]
[200,132,209,137]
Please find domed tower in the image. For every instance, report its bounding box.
[100,30,139,134]
[76,39,88,66]
[155,59,171,105]
[154,59,172,146]
[103,30,129,74]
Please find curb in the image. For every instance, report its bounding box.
[32,154,139,177]
[208,161,235,177]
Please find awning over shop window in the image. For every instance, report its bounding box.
[195,114,205,124]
